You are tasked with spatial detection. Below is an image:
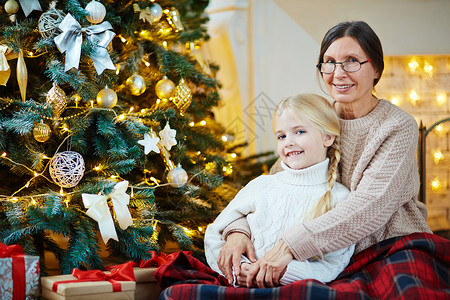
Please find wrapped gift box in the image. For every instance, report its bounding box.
[133,267,161,300]
[41,273,136,300]
[0,249,40,300]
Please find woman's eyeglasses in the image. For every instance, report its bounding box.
[316,59,372,74]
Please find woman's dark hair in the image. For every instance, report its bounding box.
[318,21,384,86]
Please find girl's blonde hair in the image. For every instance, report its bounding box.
[273,93,341,220]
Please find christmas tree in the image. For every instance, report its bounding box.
[0,0,241,275]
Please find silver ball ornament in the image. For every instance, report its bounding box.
[155,76,176,99]
[149,3,163,23]
[126,73,146,96]
[85,0,106,24]
[167,164,188,188]
[97,86,117,108]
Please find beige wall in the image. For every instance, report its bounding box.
[205,0,450,155]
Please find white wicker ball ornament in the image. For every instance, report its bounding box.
[49,151,85,188]
[38,7,66,38]
[85,0,106,24]
[167,164,188,188]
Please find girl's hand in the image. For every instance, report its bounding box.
[217,232,257,284]
[236,263,257,287]
[247,240,293,288]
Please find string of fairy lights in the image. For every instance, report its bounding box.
[381,55,449,194]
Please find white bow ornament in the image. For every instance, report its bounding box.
[82,180,133,244]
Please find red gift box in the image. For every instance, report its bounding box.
[0,243,40,300]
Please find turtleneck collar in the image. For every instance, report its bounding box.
[277,158,329,186]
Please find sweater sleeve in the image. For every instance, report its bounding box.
[222,158,284,239]
[280,243,355,285]
[280,115,421,261]
[204,177,263,274]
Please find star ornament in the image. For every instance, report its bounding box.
[159,122,177,150]
[138,133,160,154]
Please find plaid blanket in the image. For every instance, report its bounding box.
[155,232,450,299]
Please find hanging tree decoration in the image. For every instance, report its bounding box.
[133,2,163,24]
[138,129,160,155]
[17,0,42,17]
[33,120,51,142]
[0,44,15,86]
[85,0,106,24]
[96,85,117,108]
[82,180,133,244]
[54,13,116,75]
[126,73,146,96]
[155,75,175,99]
[170,78,192,114]
[4,0,20,22]
[38,2,65,39]
[46,82,68,119]
[16,49,27,101]
[49,151,85,188]
[159,122,177,151]
[163,7,184,32]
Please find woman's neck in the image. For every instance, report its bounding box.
[335,96,379,120]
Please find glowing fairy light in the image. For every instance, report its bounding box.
[432,148,444,165]
[199,120,206,126]
[423,61,434,75]
[2,152,6,157]
[409,89,420,106]
[431,177,443,192]
[189,122,195,127]
[434,124,449,136]
[221,135,228,142]
[230,153,237,159]
[408,58,419,73]
[436,92,447,106]
[390,96,402,106]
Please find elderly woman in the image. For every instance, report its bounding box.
[216,20,432,288]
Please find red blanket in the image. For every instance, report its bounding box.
[155,232,450,299]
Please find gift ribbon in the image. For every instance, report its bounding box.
[139,250,193,268]
[82,180,133,244]
[18,0,42,17]
[0,243,26,300]
[52,261,136,293]
[54,13,115,75]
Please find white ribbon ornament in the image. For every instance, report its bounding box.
[18,0,42,17]
[54,13,116,75]
[82,180,133,244]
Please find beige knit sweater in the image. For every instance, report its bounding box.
[223,99,432,261]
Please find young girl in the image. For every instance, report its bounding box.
[204,93,354,286]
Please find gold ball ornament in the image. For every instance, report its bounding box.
[170,78,192,114]
[167,164,188,188]
[155,76,176,99]
[46,82,68,118]
[97,85,117,108]
[33,122,51,143]
[85,0,106,24]
[126,73,146,96]
[49,151,85,188]
[4,0,19,14]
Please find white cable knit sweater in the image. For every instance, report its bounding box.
[204,159,354,285]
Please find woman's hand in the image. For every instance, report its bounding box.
[246,240,293,288]
[217,232,257,284]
